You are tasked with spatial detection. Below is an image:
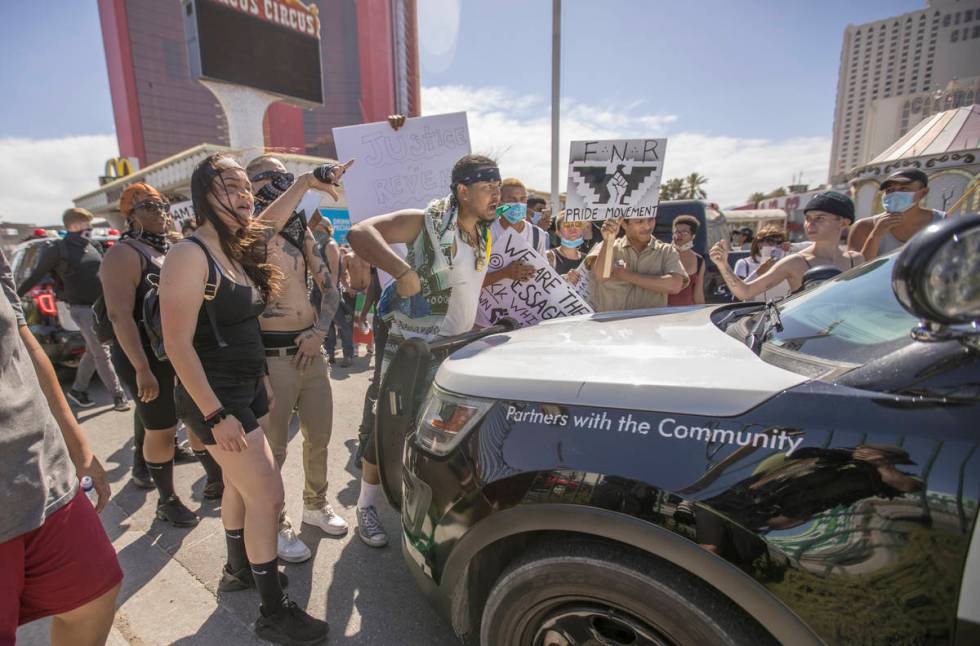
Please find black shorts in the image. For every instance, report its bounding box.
[175,376,269,445]
[111,343,178,431]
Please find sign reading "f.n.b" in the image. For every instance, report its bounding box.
[565,139,667,222]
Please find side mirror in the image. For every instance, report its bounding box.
[892,214,980,341]
[796,265,842,293]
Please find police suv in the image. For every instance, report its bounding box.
[374,216,980,646]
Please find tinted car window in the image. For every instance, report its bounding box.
[765,255,916,364]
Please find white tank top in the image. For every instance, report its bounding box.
[438,229,489,337]
[876,210,945,256]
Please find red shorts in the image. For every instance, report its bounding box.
[0,491,122,643]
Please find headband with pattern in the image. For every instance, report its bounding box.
[455,166,501,186]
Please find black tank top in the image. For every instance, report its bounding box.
[186,238,267,381]
[120,240,161,348]
[551,249,581,276]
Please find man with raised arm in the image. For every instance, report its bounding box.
[247,155,349,564]
[346,153,501,548]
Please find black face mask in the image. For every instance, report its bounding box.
[252,172,294,214]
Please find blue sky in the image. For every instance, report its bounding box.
[0,0,927,221]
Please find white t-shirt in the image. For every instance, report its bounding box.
[491,219,548,256]
[439,229,489,337]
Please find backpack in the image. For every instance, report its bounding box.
[92,239,224,361]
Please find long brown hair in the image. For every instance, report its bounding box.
[190,154,281,298]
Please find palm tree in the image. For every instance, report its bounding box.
[684,173,708,200]
[748,192,766,205]
[659,177,686,201]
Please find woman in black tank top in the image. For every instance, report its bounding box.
[159,154,347,642]
[100,183,211,527]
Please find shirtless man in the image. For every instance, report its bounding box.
[247,155,348,563]
[710,191,863,300]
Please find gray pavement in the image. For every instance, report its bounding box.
[16,352,459,646]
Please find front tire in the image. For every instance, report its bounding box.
[480,539,774,646]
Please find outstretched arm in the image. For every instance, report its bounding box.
[348,209,426,297]
[711,240,801,301]
[255,161,353,240]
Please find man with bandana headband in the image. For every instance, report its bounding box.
[17,208,130,412]
[346,153,500,548]
[246,155,347,563]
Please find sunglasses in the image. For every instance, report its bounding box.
[760,236,785,244]
[133,200,170,214]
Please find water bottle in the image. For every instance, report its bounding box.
[80,476,98,506]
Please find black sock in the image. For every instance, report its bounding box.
[250,558,286,611]
[225,528,248,573]
[146,459,176,501]
[133,417,146,471]
[194,450,223,483]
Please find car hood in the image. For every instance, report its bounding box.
[435,306,809,417]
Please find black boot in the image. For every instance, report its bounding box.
[254,598,328,645]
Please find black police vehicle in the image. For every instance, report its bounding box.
[374,215,980,645]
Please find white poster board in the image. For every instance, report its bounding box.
[565,138,666,222]
[333,112,471,222]
[476,228,593,328]
[170,200,195,232]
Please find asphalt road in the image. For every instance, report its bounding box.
[16,352,460,646]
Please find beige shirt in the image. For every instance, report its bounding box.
[591,236,688,312]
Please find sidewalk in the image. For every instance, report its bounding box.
[16,360,458,645]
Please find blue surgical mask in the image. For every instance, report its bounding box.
[881,191,916,214]
[496,203,527,224]
[530,210,543,226]
[560,237,584,249]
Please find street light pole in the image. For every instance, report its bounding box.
[550,0,561,213]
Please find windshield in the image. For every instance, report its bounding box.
[763,255,917,365]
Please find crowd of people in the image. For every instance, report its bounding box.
[1,137,947,644]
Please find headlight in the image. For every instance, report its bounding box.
[415,387,494,456]
[893,214,980,326]
[924,225,980,320]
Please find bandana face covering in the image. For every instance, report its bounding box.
[253,172,295,214]
[674,241,694,251]
[121,227,169,253]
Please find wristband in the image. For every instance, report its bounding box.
[203,407,228,429]
[395,265,412,281]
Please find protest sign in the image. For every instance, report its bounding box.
[568,258,596,310]
[565,139,666,222]
[320,208,352,245]
[333,112,471,222]
[170,200,195,232]
[476,228,593,328]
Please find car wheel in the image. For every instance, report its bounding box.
[480,538,774,646]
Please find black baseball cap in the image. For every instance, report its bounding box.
[804,191,855,222]
[880,168,929,190]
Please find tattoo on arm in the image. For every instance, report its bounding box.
[306,235,339,334]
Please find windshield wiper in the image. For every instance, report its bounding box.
[746,300,783,353]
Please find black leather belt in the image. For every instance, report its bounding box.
[264,346,299,357]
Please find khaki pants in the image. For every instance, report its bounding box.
[265,354,333,511]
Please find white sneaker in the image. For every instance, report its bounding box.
[302,505,349,536]
[277,526,311,563]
